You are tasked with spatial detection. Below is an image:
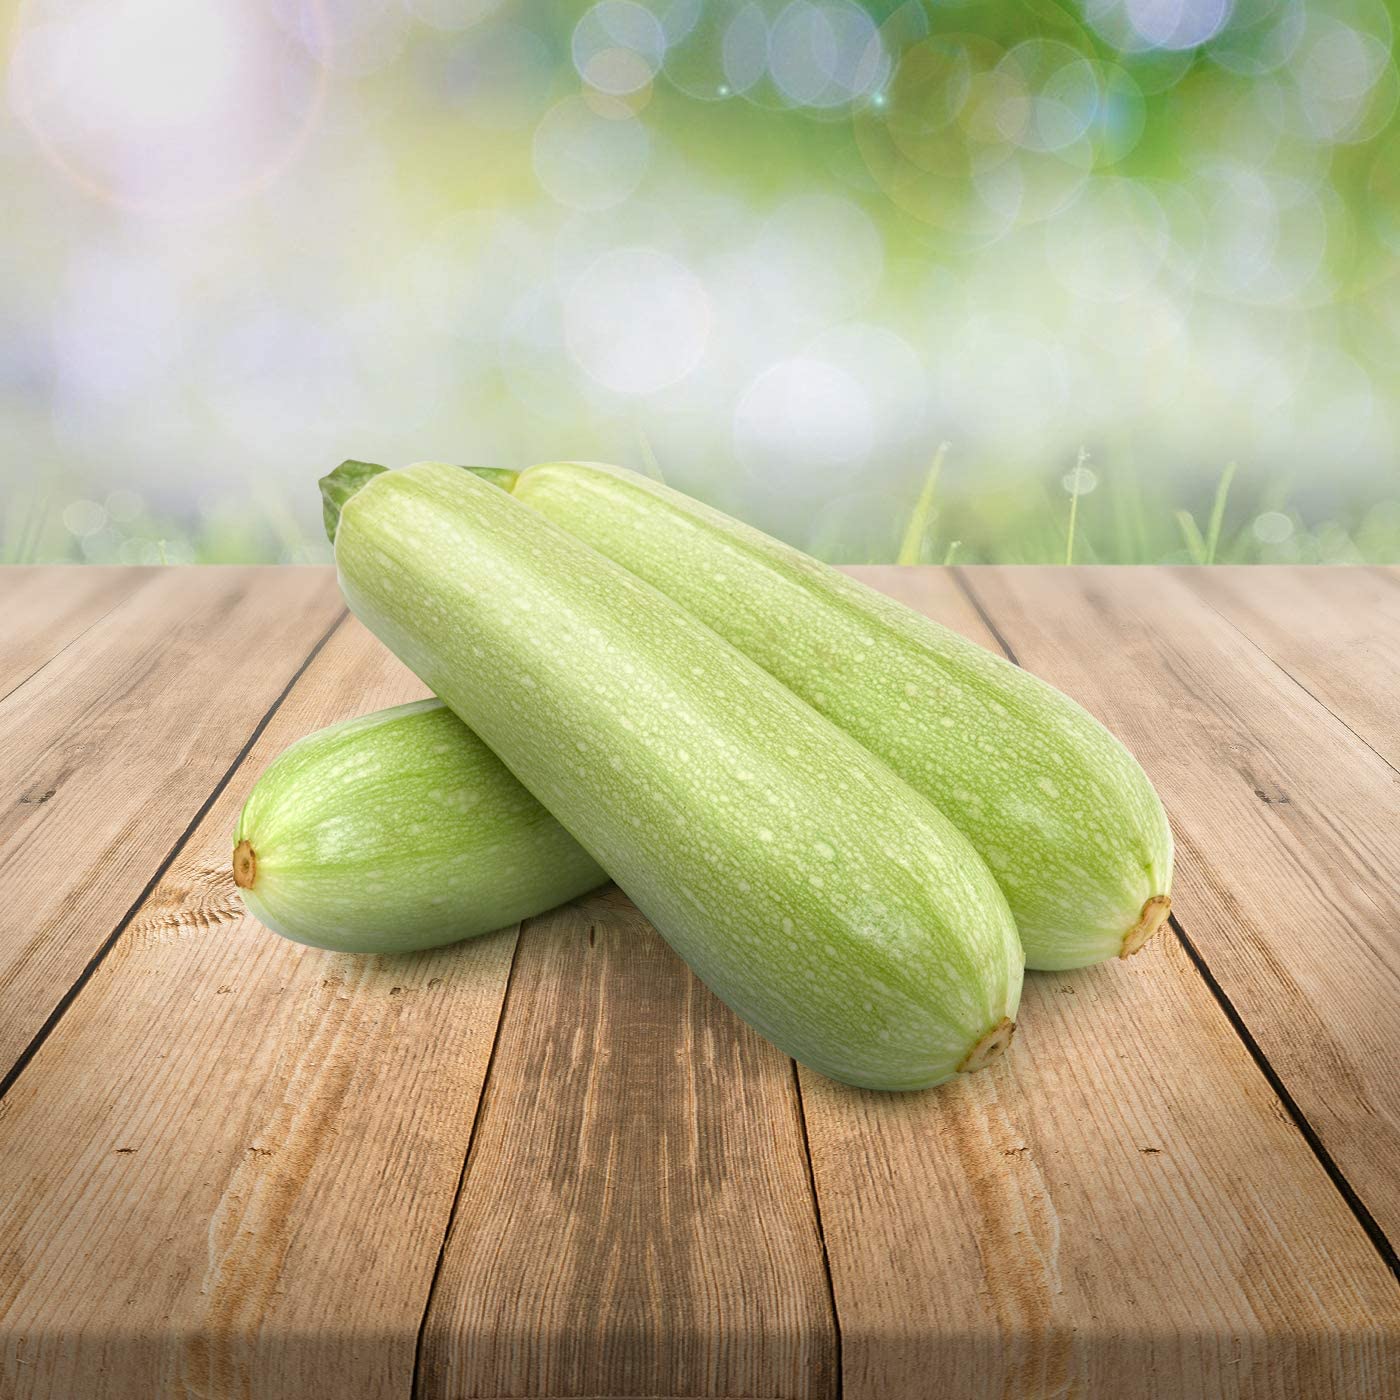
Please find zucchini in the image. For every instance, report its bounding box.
[233,698,606,953]
[506,461,1173,971]
[323,460,1023,1090]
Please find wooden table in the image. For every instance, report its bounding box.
[1,565,1397,1400]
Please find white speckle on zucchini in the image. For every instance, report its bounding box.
[233,698,606,955]
[331,462,1023,1090]
[512,460,1173,971]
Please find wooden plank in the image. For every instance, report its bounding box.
[0,566,344,1074]
[418,888,836,1400]
[0,614,517,1400]
[0,567,154,699]
[953,565,1400,1246]
[797,567,1400,1400]
[1177,566,1400,769]
[802,936,1400,1400]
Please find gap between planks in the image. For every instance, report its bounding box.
[790,1060,844,1400]
[2,568,838,1398]
[7,565,1395,1399]
[411,890,837,1400]
[1168,913,1398,1278]
[951,564,1399,1283]
[0,610,512,1399]
[0,607,347,1107]
[410,926,526,1398]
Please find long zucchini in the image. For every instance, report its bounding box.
[323,460,1023,1089]
[505,461,1173,971]
[234,699,606,953]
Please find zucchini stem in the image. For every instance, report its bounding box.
[464,467,520,493]
[958,1016,1016,1074]
[1121,894,1171,958]
[319,460,387,544]
[233,839,257,890]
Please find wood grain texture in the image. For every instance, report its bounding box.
[0,566,153,699]
[953,565,1400,1246]
[0,566,344,1073]
[0,614,516,1400]
[1,565,1398,1400]
[1178,566,1400,768]
[417,887,836,1400]
[799,567,1400,1400]
[804,937,1400,1400]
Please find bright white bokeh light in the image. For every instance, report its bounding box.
[1287,13,1396,143]
[1062,464,1099,495]
[972,139,1095,228]
[767,1,889,109]
[1187,308,1310,437]
[747,193,883,329]
[62,499,106,537]
[1125,0,1234,50]
[1063,287,1190,420]
[336,298,450,434]
[498,285,578,423]
[994,41,1101,153]
[572,1,667,94]
[564,248,712,395]
[1253,511,1294,542]
[1046,178,1171,301]
[735,358,874,484]
[932,318,1070,445]
[51,247,183,405]
[1195,165,1330,303]
[1287,347,1377,455]
[9,0,321,210]
[16,0,247,136]
[410,211,551,348]
[1208,0,1305,75]
[805,323,928,446]
[533,97,651,210]
[202,304,356,453]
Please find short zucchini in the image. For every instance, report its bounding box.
[324,460,1023,1090]
[234,698,607,953]
[506,461,1174,971]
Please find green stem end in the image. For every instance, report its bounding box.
[320,460,387,544]
[466,467,519,492]
[319,461,519,546]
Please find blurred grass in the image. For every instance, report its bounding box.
[8,456,1398,566]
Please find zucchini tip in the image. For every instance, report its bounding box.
[233,839,258,890]
[1120,894,1171,958]
[958,1016,1016,1075]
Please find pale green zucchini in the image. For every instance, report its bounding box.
[324,460,1023,1089]
[504,461,1173,971]
[233,699,606,953]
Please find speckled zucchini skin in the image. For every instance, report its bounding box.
[332,462,1023,1089]
[509,461,1173,971]
[234,699,606,953]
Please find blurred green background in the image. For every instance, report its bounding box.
[3,0,1398,564]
